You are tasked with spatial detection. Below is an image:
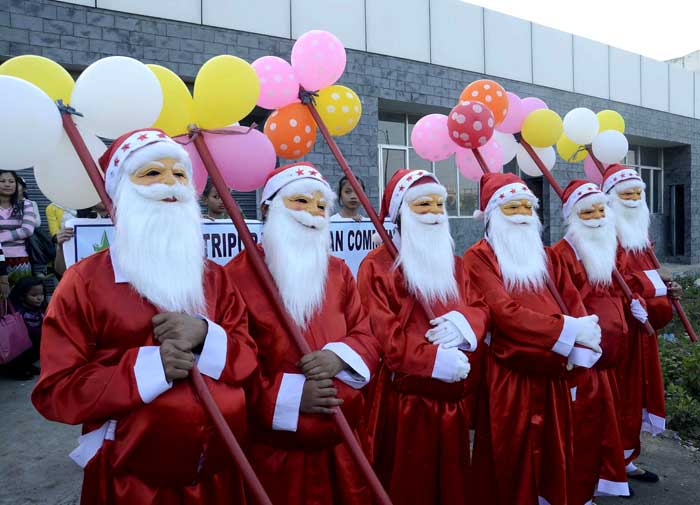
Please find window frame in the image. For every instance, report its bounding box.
[624,145,664,214]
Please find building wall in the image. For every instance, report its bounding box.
[2,0,699,261]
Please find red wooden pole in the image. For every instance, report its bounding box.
[60,112,273,505]
[584,146,697,342]
[191,133,393,505]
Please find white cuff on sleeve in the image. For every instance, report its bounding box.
[644,270,668,297]
[441,310,478,352]
[431,346,454,382]
[196,318,227,380]
[567,346,602,369]
[272,373,306,432]
[134,346,173,404]
[322,341,370,389]
[552,316,577,357]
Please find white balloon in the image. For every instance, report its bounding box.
[0,76,63,171]
[71,56,163,139]
[516,145,556,177]
[34,127,106,209]
[563,107,599,146]
[592,130,628,165]
[493,131,518,164]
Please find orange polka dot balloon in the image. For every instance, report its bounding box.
[264,103,317,160]
[459,80,508,126]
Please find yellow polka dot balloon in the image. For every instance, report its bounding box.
[316,85,362,136]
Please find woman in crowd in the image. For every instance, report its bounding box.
[16,176,41,227]
[201,180,228,220]
[2,277,45,380]
[0,171,37,286]
[332,176,365,222]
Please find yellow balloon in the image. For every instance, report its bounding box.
[597,110,625,133]
[316,85,362,137]
[521,109,563,148]
[556,134,588,162]
[193,55,260,130]
[147,64,195,137]
[0,54,74,103]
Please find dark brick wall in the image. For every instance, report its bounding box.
[2,0,699,260]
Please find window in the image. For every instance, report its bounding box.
[377,112,478,217]
[624,145,664,214]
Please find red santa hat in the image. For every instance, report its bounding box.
[601,163,645,195]
[260,162,334,205]
[475,172,537,221]
[379,169,443,223]
[98,128,191,198]
[561,179,606,220]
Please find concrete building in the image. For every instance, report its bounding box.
[1,0,699,262]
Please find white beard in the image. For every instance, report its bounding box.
[113,180,206,316]
[565,212,617,286]
[395,204,459,304]
[487,209,548,292]
[262,197,330,329]
[609,194,650,252]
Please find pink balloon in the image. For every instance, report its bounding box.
[411,114,457,162]
[520,97,548,117]
[291,30,346,91]
[176,127,277,193]
[176,140,207,195]
[252,56,300,110]
[583,155,606,185]
[456,138,503,181]
[496,92,525,134]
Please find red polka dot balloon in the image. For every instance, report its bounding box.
[447,101,495,149]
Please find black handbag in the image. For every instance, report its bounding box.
[26,229,56,267]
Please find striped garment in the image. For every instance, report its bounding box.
[0,200,37,259]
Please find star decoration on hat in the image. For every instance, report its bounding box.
[309,170,318,176]
[114,157,120,167]
[296,169,305,176]
[120,143,131,152]
[137,134,149,141]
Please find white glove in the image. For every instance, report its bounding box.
[630,299,649,323]
[426,317,463,348]
[431,346,470,383]
[574,315,602,353]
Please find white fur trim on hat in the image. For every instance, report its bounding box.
[387,170,438,223]
[568,192,607,220]
[484,182,538,220]
[603,168,643,194]
[260,164,330,204]
[610,178,646,195]
[562,183,602,220]
[403,182,447,205]
[275,177,336,208]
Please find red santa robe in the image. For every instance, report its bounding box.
[356,245,488,505]
[615,244,673,461]
[31,249,258,505]
[225,248,382,505]
[553,238,630,501]
[464,239,600,505]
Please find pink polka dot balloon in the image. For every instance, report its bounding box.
[291,30,347,91]
[447,101,495,149]
[252,56,300,110]
[410,113,457,162]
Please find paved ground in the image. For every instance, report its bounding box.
[1,376,699,505]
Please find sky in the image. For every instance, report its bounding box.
[464,0,700,62]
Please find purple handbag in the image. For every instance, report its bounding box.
[0,300,31,364]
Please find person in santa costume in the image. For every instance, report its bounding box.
[464,172,603,505]
[225,162,381,505]
[356,169,488,505]
[603,163,681,483]
[552,180,635,503]
[31,128,258,504]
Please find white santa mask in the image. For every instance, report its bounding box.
[112,167,206,316]
[608,185,650,253]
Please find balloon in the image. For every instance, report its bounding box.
[264,103,316,159]
[147,64,195,137]
[194,55,260,130]
[496,92,525,134]
[520,97,548,116]
[410,114,456,162]
[179,140,208,195]
[177,127,276,192]
[556,134,588,163]
[459,80,508,126]
[291,30,346,91]
[583,155,605,184]
[521,109,563,148]
[563,107,599,146]
[447,101,495,149]
[0,76,63,170]
[252,56,300,110]
[0,55,74,103]
[597,110,625,133]
[71,56,162,139]
[456,138,503,181]
[493,131,518,163]
[517,145,555,177]
[316,85,362,136]
[592,130,628,165]
[34,127,106,209]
